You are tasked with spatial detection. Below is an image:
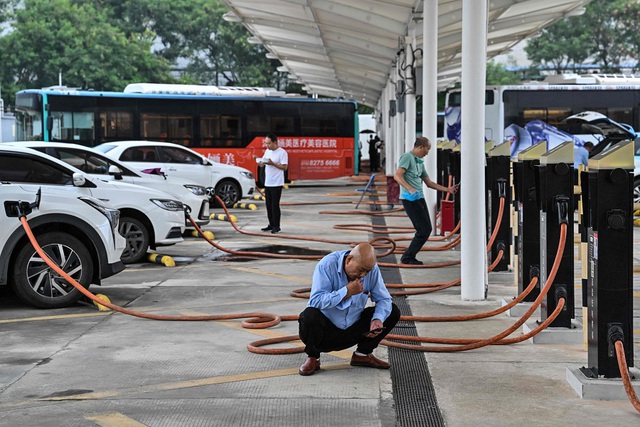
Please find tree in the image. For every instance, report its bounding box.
[583,0,628,72]
[524,0,633,74]
[0,0,173,105]
[614,0,640,71]
[525,18,592,74]
[485,61,520,85]
[84,0,295,90]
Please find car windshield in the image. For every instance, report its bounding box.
[94,145,116,153]
[37,147,139,176]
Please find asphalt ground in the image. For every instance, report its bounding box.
[1,176,639,426]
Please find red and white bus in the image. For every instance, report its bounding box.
[14,83,359,181]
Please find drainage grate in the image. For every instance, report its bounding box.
[372,201,445,427]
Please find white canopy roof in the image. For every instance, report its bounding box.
[220,0,591,107]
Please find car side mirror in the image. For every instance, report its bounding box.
[108,165,123,180]
[72,172,86,187]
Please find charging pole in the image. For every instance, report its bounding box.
[582,140,634,378]
[535,141,574,328]
[437,140,456,235]
[513,142,547,301]
[486,141,510,271]
[451,144,461,228]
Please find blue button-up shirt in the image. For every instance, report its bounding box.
[307,250,392,330]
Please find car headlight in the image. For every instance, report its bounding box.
[184,184,207,196]
[78,196,120,232]
[150,199,184,211]
[239,171,254,180]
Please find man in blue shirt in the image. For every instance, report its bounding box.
[574,141,594,168]
[298,243,400,376]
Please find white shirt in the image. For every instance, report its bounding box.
[262,146,288,187]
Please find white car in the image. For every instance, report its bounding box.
[0,146,186,264]
[94,141,256,207]
[8,141,211,227]
[0,180,126,308]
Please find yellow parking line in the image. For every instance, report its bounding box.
[0,312,112,324]
[38,363,351,403]
[0,298,293,324]
[85,413,147,427]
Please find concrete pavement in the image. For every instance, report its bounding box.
[0,176,639,426]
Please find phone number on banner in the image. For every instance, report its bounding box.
[301,159,340,167]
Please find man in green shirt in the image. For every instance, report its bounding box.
[393,136,458,265]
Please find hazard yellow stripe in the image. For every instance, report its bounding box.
[85,413,146,427]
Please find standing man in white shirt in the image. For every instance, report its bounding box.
[259,133,288,234]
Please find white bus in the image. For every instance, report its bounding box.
[444,74,640,151]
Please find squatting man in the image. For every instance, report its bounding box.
[297,243,400,376]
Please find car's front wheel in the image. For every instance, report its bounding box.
[215,179,241,207]
[119,217,150,264]
[12,232,92,308]
[634,177,640,205]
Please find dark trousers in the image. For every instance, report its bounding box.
[264,186,283,228]
[298,304,400,358]
[401,198,432,261]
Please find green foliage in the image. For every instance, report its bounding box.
[0,0,296,107]
[0,0,173,105]
[524,0,636,73]
[485,61,520,85]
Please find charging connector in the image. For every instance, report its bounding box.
[554,195,570,224]
[554,284,568,311]
[607,323,624,358]
[496,178,507,198]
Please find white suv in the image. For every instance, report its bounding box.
[8,141,211,227]
[0,184,126,308]
[94,141,256,207]
[0,146,186,264]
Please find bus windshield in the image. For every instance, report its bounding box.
[15,93,44,141]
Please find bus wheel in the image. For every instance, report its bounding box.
[215,179,241,208]
[119,217,150,264]
[12,232,92,308]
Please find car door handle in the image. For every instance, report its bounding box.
[168,167,177,171]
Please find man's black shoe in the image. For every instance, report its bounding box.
[261,225,273,231]
[271,227,281,234]
[401,258,423,265]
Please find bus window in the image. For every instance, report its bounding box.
[547,108,572,126]
[301,116,338,136]
[100,111,133,141]
[15,93,43,141]
[601,107,633,126]
[140,113,193,143]
[200,115,242,147]
[50,111,94,143]
[522,109,547,123]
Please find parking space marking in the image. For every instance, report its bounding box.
[85,413,146,427]
[0,298,295,324]
[0,312,112,324]
[36,363,351,403]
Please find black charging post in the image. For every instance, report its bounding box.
[567,139,639,401]
[534,141,575,330]
[513,141,547,303]
[486,141,511,271]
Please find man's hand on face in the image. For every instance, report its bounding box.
[345,278,364,297]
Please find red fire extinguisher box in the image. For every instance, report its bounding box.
[440,200,455,234]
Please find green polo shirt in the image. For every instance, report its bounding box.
[398,151,427,200]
